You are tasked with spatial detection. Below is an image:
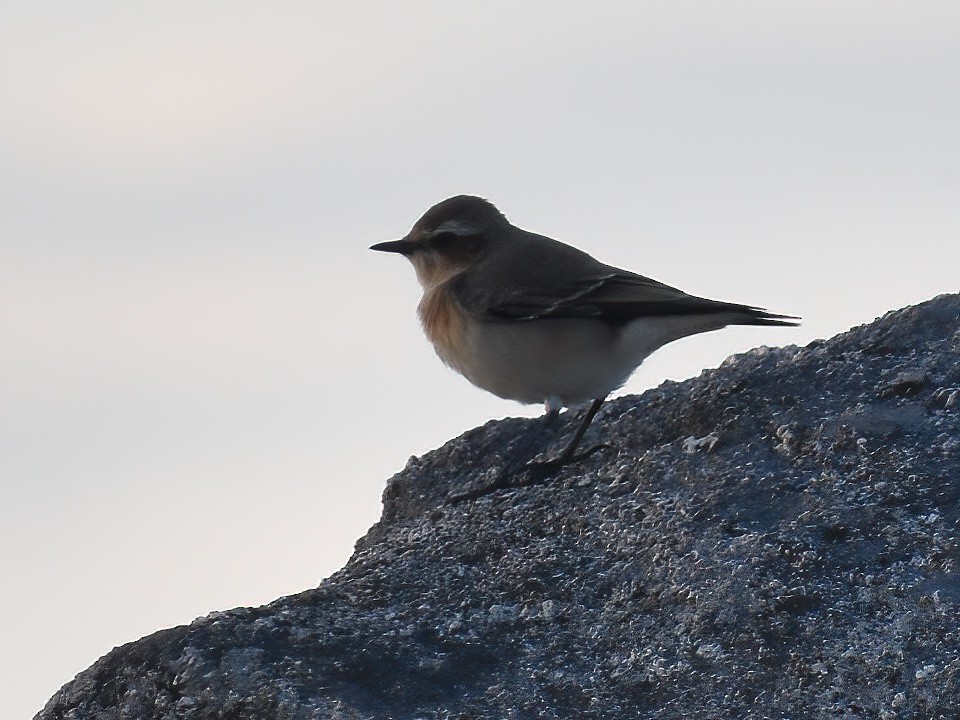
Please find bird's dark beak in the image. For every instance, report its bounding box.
[370,237,416,255]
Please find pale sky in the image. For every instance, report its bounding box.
[3,3,959,717]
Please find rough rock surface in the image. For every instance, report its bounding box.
[38,294,960,720]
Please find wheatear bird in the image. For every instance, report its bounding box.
[372,195,797,473]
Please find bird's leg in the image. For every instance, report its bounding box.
[495,408,563,478]
[556,397,606,463]
[524,397,607,480]
[446,399,606,504]
[445,407,563,504]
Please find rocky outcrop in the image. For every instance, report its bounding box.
[38,295,960,719]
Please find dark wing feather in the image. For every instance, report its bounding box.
[452,229,798,327]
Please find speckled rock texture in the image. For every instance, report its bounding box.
[38,294,960,720]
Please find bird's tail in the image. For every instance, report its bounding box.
[657,295,800,328]
[727,305,801,327]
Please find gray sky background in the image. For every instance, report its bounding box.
[2,3,959,716]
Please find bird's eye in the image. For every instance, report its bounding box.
[425,226,485,256]
[428,231,459,246]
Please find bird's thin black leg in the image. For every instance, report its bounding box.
[557,397,606,462]
[447,399,607,504]
[523,396,607,479]
[498,408,563,476]
[446,409,562,503]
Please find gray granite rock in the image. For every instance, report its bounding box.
[38,294,960,720]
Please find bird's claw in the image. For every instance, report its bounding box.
[446,443,610,504]
[524,441,609,478]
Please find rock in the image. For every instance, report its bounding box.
[37,294,960,720]
[880,368,930,398]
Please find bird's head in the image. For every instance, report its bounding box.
[371,195,507,288]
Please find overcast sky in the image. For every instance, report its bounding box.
[3,3,959,717]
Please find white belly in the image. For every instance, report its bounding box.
[449,314,729,408]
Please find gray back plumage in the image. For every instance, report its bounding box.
[417,196,798,327]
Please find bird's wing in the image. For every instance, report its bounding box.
[452,231,797,326]
[479,270,769,323]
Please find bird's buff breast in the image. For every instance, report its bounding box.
[418,285,647,407]
[418,284,470,371]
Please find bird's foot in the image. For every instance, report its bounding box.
[523,442,609,481]
[445,474,514,504]
[447,442,611,503]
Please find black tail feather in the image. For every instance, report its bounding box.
[733,306,801,327]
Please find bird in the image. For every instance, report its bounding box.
[371,195,798,478]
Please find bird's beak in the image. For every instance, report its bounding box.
[370,237,416,255]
